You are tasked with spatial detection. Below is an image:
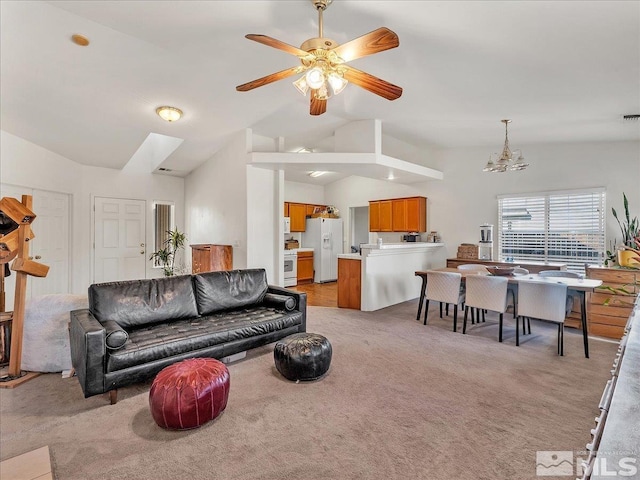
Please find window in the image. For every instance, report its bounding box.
[498,188,605,274]
[153,202,175,268]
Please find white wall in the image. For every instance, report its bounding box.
[246,165,280,283]
[184,130,250,270]
[284,180,325,205]
[0,130,185,294]
[324,141,639,261]
[422,141,640,259]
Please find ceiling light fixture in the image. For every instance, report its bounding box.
[483,119,529,173]
[156,106,183,122]
[71,34,90,46]
[308,171,327,177]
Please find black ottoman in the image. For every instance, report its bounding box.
[274,333,332,381]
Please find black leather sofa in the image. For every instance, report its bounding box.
[70,269,306,402]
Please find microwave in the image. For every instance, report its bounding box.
[283,217,291,234]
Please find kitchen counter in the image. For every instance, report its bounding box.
[338,242,446,312]
[337,253,362,260]
[297,247,314,253]
[360,242,444,249]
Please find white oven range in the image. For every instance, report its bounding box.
[284,250,297,287]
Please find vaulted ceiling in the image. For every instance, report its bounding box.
[1,1,638,182]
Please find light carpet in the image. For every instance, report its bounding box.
[0,301,617,480]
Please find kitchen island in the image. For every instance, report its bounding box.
[338,243,446,312]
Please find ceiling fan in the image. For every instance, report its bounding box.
[236,0,402,116]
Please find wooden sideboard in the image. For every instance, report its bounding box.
[586,265,638,339]
[191,244,233,274]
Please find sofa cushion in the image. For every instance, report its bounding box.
[103,320,129,350]
[89,275,199,329]
[193,269,269,316]
[106,307,303,372]
[263,293,296,311]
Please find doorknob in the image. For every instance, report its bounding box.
[35,255,42,259]
[140,250,145,255]
[140,243,145,247]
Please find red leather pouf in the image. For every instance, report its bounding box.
[149,358,230,430]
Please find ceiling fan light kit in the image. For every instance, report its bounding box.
[484,119,529,172]
[236,0,402,115]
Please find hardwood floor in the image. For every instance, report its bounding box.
[292,282,337,308]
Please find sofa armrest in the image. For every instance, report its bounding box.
[267,285,307,332]
[69,309,107,398]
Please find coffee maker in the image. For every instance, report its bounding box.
[479,224,493,260]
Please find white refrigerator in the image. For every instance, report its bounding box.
[302,217,343,283]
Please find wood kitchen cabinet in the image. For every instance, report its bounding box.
[283,202,289,217]
[338,258,361,309]
[369,196,426,232]
[288,203,307,232]
[586,265,638,339]
[297,251,314,284]
[191,244,233,273]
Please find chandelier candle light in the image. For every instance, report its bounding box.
[483,119,529,172]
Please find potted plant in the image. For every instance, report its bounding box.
[605,193,640,268]
[149,227,187,276]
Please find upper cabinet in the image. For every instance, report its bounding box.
[369,196,426,232]
[284,202,327,232]
[288,203,307,232]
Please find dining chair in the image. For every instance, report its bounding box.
[507,267,529,319]
[516,281,568,355]
[424,271,465,332]
[463,275,509,342]
[539,270,582,315]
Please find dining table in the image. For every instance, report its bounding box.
[414,267,603,358]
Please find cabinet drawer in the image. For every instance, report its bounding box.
[590,292,637,306]
[298,251,313,259]
[589,323,625,339]
[588,313,631,327]
[587,269,637,284]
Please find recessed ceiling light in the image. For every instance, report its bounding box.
[387,173,395,180]
[156,106,183,122]
[71,34,90,46]
[308,171,327,177]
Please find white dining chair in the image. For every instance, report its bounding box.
[507,267,529,319]
[463,275,509,342]
[516,281,569,355]
[539,270,582,315]
[424,271,465,332]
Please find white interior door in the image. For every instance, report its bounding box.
[30,190,70,296]
[1,185,71,302]
[94,197,146,283]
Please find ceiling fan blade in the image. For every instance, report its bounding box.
[245,34,312,58]
[332,27,399,63]
[341,65,402,101]
[236,66,303,92]
[310,90,327,116]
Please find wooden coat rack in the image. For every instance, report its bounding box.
[0,195,49,387]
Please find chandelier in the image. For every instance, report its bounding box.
[483,119,529,172]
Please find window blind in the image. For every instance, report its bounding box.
[498,189,605,274]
